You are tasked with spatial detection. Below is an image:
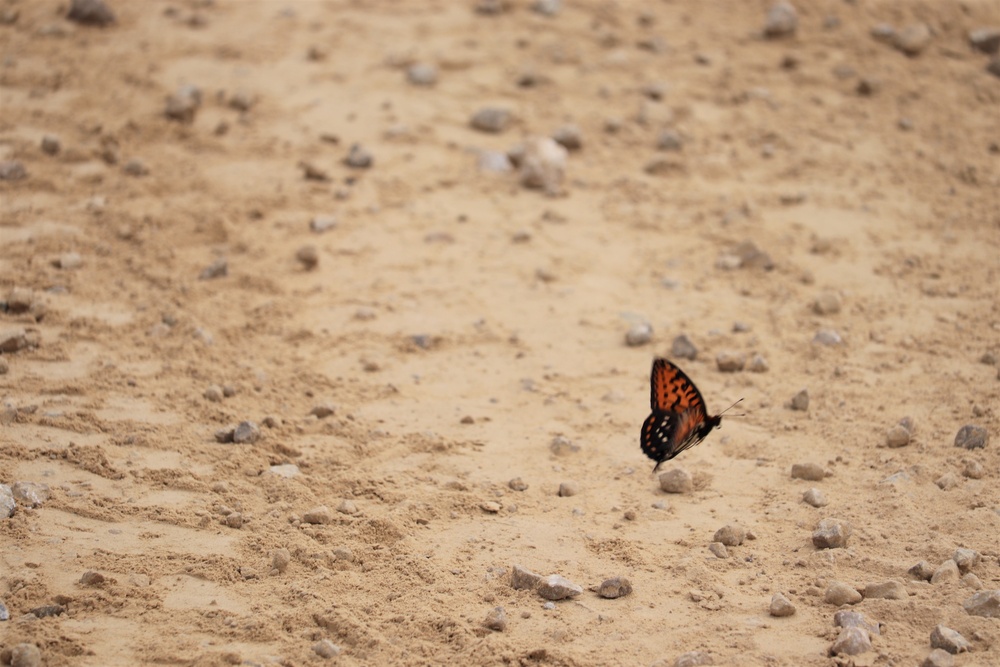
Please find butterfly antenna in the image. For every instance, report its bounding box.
[720,398,745,418]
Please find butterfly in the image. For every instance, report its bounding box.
[640,358,739,472]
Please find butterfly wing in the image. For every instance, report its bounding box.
[642,359,717,470]
[650,358,709,420]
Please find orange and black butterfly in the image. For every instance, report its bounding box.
[640,358,738,472]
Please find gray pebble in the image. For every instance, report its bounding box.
[954,424,988,450]
[834,610,881,635]
[312,639,341,659]
[863,580,907,600]
[789,388,809,411]
[344,143,373,169]
[199,258,228,280]
[551,124,582,151]
[813,518,852,549]
[969,27,1000,54]
[657,129,683,151]
[922,649,955,667]
[598,576,633,598]
[508,477,528,491]
[962,460,984,479]
[935,472,959,490]
[671,334,698,360]
[296,244,319,270]
[558,481,579,497]
[962,589,1000,617]
[532,0,561,16]
[674,651,714,667]
[930,625,971,654]
[542,601,556,610]
[518,137,567,193]
[791,462,825,481]
[856,77,881,97]
[483,606,507,631]
[763,2,797,39]
[310,215,337,233]
[302,506,332,525]
[9,643,42,667]
[802,488,828,507]
[165,84,202,123]
[311,404,336,419]
[712,524,746,547]
[0,160,26,181]
[708,542,728,559]
[470,107,511,133]
[537,574,582,601]
[871,23,896,43]
[813,291,842,315]
[214,427,235,443]
[224,512,243,529]
[715,351,745,373]
[0,599,8,620]
[80,570,105,586]
[337,499,358,515]
[894,23,932,56]
[813,329,842,345]
[625,322,653,347]
[953,548,980,573]
[332,547,354,562]
[886,424,910,447]
[11,481,49,508]
[549,435,579,456]
[0,484,13,517]
[41,134,61,155]
[233,421,260,444]
[407,62,438,86]
[659,468,693,494]
[769,592,795,617]
[747,354,769,373]
[511,564,542,590]
[931,559,959,584]
[962,573,982,590]
[67,0,115,26]
[909,560,935,581]
[122,158,149,176]
[825,581,862,606]
[272,548,291,573]
[898,415,916,433]
[831,627,871,655]
[204,385,224,403]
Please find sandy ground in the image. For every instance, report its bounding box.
[2,1,1000,665]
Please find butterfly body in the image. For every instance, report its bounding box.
[640,358,727,471]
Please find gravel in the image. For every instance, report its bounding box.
[930,625,971,654]
[483,606,507,631]
[11,482,50,508]
[894,23,932,56]
[813,291,842,315]
[707,542,728,559]
[747,354,769,372]
[789,388,809,411]
[671,334,698,360]
[825,581,862,606]
[302,505,332,525]
[922,649,954,667]
[518,136,567,194]
[312,640,341,659]
[953,548,980,573]
[625,322,653,347]
[802,488,828,507]
[9,643,42,667]
[67,0,115,26]
[597,576,632,599]
[0,160,26,181]
[557,481,579,497]
[1,484,15,517]
[831,627,871,656]
[712,525,746,546]
[931,560,959,584]
[536,574,583,601]
[344,143,373,168]
[551,124,582,151]
[834,610,881,635]
[954,424,988,449]
[165,84,202,123]
[232,421,260,444]
[791,462,825,481]
[969,27,1000,54]
[769,592,795,617]
[407,63,438,86]
[763,2,797,38]
[510,564,542,590]
[962,589,1000,617]
[310,215,337,233]
[296,245,319,270]
[886,424,910,447]
[508,477,528,491]
[863,580,907,600]
[659,468,693,494]
[271,548,291,573]
[812,518,852,549]
[715,351,745,372]
[470,107,511,133]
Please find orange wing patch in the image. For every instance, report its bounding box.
[651,358,705,415]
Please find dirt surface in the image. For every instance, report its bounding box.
[2,1,999,665]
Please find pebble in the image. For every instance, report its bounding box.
[214,428,235,443]
[791,462,825,481]
[930,559,959,584]
[825,581,862,606]
[769,592,796,617]
[789,389,809,411]
[930,625,971,654]
[312,640,341,659]
[671,334,698,360]
[337,499,358,515]
[199,258,228,280]
[480,501,501,513]
[812,518,852,549]
[831,627,871,655]
[164,84,202,123]
[802,488,828,507]
[9,644,42,667]
[707,542,728,559]
[735,239,774,270]
[625,322,653,347]
[834,610,881,635]
[962,573,982,590]
[233,421,260,444]
[227,90,255,112]
[224,512,243,529]
[41,134,61,155]
[908,560,935,581]
[0,160,26,181]
[0,599,8,620]
[962,589,1000,617]
[296,244,319,270]
[894,23,932,56]
[885,424,910,447]
[302,505,332,525]
[483,606,507,631]
[11,482,49,508]
[311,404,336,419]
[813,329,842,345]
[122,158,148,176]
[659,468,693,494]
[407,62,438,86]
[954,424,988,450]
[310,215,337,233]
[763,2,797,38]
[674,651,714,667]
[715,351,745,373]
[57,252,83,270]
[969,27,1000,54]
[863,580,907,600]
[856,77,881,96]
[712,525,746,547]
[557,481,579,497]
[953,548,979,573]
[657,129,683,151]
[962,460,984,479]
[470,107,511,133]
[344,143,373,169]
[272,548,291,573]
[532,0,561,16]
[508,477,528,491]
[549,435,579,456]
[551,124,582,151]
[267,464,300,478]
[204,385,224,402]
[813,291,842,315]
[922,649,954,667]
[935,472,959,490]
[597,577,632,600]
[332,547,354,562]
[67,0,115,26]
[518,136,567,194]
[299,161,329,181]
[80,570,105,586]
[511,564,542,590]
[746,354,769,373]
[536,574,583,601]
[1,484,14,517]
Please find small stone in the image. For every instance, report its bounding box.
[232,421,260,444]
[864,580,907,600]
[898,415,916,433]
[791,462,825,481]
[79,570,105,586]
[67,0,115,26]
[9,644,42,667]
[299,161,329,181]
[831,627,872,656]
[549,435,579,456]
[0,599,8,620]
[825,581,862,606]
[715,351,746,373]
[344,143,373,168]
[856,78,882,96]
[909,560,935,581]
[747,354,769,373]
[657,129,684,151]
[11,482,49,508]
[537,574,583,601]
[922,648,955,667]
[518,136,567,194]
[558,481,579,497]
[165,84,202,123]
[834,610,881,635]
[199,258,228,280]
[122,158,148,176]
[659,468,693,494]
[224,512,244,529]
[671,334,698,360]
[953,548,980,573]
[0,160,26,181]
[302,506,331,525]
[930,559,959,584]
[41,135,61,155]
[894,23,932,56]
[222,385,237,398]
[713,525,746,547]
[813,329,842,345]
[813,291,842,315]
[332,547,354,562]
[812,518,852,549]
[57,252,83,270]
[214,428,235,443]
[674,651,714,667]
[1,484,14,518]
[511,564,542,590]
[954,424,988,450]
[483,606,507,631]
[763,2,797,38]
[802,487,828,508]
[935,472,959,490]
[734,239,774,270]
[204,385,224,403]
[310,404,336,419]
[708,542,728,559]
[509,477,528,491]
[480,501,501,513]
[969,27,1000,55]
[963,589,1000,617]
[769,592,796,617]
[625,322,653,347]
[598,576,633,598]
[623,509,636,521]
[337,499,358,515]
[295,244,319,270]
[886,424,910,447]
[310,215,337,233]
[551,124,582,151]
[962,460,984,479]
[407,63,438,86]
[470,107,511,133]
[312,640,341,659]
[930,625,971,654]
[789,389,809,411]
[271,548,291,573]
[267,464,300,478]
